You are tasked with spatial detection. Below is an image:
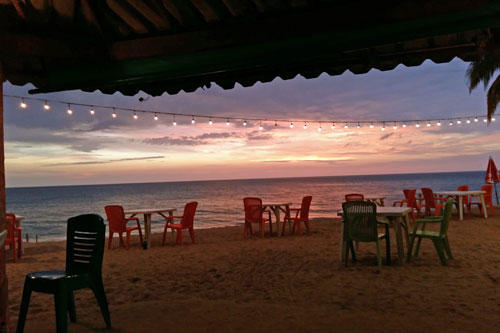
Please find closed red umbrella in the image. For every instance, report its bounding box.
[485,156,500,204]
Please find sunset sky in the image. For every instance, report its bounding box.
[3,58,499,188]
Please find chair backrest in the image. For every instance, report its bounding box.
[342,201,379,242]
[439,199,454,236]
[104,205,127,233]
[457,185,469,204]
[481,184,493,201]
[345,193,364,202]
[406,189,417,208]
[243,197,264,223]
[65,214,106,277]
[181,202,198,228]
[421,188,437,208]
[299,196,312,221]
[402,189,410,200]
[5,213,16,239]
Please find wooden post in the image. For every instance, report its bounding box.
[0,61,9,332]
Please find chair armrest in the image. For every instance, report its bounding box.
[166,215,184,223]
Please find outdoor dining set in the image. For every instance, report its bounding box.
[339,184,495,270]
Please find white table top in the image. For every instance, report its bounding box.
[435,190,485,196]
[125,208,176,215]
[338,206,411,217]
[262,203,292,206]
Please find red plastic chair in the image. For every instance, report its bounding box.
[345,193,364,201]
[468,184,496,216]
[162,202,198,246]
[421,188,445,216]
[393,189,410,207]
[454,185,471,215]
[104,205,143,249]
[243,197,273,237]
[4,213,22,262]
[282,196,312,236]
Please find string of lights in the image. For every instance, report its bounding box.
[5,94,496,131]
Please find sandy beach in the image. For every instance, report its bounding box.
[4,209,500,332]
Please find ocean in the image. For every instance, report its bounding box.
[6,171,489,241]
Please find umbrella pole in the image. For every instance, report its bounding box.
[495,183,499,205]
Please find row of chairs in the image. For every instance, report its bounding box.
[105,202,198,249]
[243,196,312,237]
[392,184,496,217]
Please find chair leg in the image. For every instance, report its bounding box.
[178,229,183,245]
[89,278,112,329]
[54,284,69,333]
[118,233,124,247]
[296,220,303,236]
[443,237,453,259]
[431,238,448,266]
[344,239,350,267]
[108,232,113,249]
[260,222,265,238]
[67,290,76,323]
[17,277,33,333]
[12,239,17,263]
[126,231,130,250]
[376,239,383,272]
[415,237,423,257]
[162,225,168,245]
[188,228,195,243]
[349,241,356,262]
[281,218,287,236]
[304,220,310,233]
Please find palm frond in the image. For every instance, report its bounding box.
[467,56,500,92]
[487,74,500,121]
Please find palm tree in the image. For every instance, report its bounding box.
[466,32,500,121]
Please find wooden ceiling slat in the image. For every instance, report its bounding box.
[189,0,231,22]
[53,0,75,20]
[126,0,171,30]
[81,0,103,32]
[106,0,149,34]
[161,0,204,27]
[222,0,259,17]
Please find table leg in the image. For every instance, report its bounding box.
[390,216,405,265]
[458,195,463,220]
[275,208,281,237]
[144,214,152,248]
[480,194,488,218]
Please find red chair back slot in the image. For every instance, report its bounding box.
[243,197,264,223]
[5,213,16,240]
[421,188,437,209]
[406,189,417,208]
[345,193,364,202]
[457,185,469,204]
[181,202,198,229]
[299,196,312,221]
[104,205,127,233]
[482,184,493,202]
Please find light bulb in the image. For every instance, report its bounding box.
[427,121,431,127]
[191,116,195,124]
[437,121,441,126]
[357,123,361,129]
[133,113,138,119]
[393,124,397,130]
[492,117,496,122]
[466,119,471,124]
[154,114,158,121]
[344,123,348,129]
[67,104,72,115]
[275,121,278,127]
[457,119,462,124]
[381,124,386,131]
[402,123,407,128]
[318,125,322,132]
[209,118,213,125]
[226,119,230,126]
[244,120,247,126]
[90,107,95,115]
[483,118,488,123]
[259,122,263,130]
[474,117,478,122]
[449,121,453,126]
[112,110,117,118]
[44,101,50,110]
[290,122,293,128]
[20,99,27,108]
[416,123,420,128]
[331,123,336,129]
[370,123,374,128]
[303,122,307,129]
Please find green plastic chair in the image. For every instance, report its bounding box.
[407,198,454,266]
[16,214,111,333]
[342,201,391,271]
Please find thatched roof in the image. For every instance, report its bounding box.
[1,0,500,96]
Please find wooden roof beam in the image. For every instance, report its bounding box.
[126,0,172,30]
[106,0,149,34]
